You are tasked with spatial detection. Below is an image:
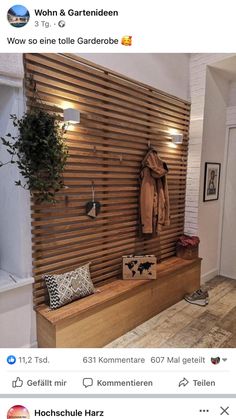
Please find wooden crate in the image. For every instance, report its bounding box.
[122,255,156,279]
[176,245,199,260]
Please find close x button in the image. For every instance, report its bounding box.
[220,406,230,416]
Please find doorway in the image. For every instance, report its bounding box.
[220,127,236,279]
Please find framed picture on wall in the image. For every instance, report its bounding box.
[203,162,221,202]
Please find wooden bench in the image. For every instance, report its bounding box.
[36,257,201,348]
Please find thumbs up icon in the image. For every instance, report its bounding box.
[12,377,23,388]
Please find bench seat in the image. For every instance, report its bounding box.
[36,256,201,347]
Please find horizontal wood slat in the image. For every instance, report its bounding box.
[25,53,190,308]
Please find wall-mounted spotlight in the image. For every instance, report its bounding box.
[63,108,80,124]
[170,133,183,145]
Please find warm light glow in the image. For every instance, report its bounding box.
[168,142,177,149]
[61,101,72,109]
[168,128,179,135]
[66,120,79,124]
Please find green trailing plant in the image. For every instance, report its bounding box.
[0,107,68,203]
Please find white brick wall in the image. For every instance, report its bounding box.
[184,53,235,235]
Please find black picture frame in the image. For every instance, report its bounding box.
[203,162,221,202]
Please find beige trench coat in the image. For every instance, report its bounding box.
[140,149,170,235]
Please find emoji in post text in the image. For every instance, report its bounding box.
[121,36,132,46]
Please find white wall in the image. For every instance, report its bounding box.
[220,127,236,279]
[0,53,24,87]
[78,53,190,100]
[184,53,236,282]
[0,285,36,348]
[198,69,229,280]
[228,81,236,106]
[0,85,32,277]
[0,56,36,348]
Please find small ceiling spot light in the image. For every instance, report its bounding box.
[170,133,183,145]
[63,108,80,124]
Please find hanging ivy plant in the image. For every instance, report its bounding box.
[0,107,68,203]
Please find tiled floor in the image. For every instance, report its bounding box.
[107,276,236,348]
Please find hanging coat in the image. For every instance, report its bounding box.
[140,149,170,235]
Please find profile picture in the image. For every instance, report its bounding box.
[7,405,30,419]
[7,5,30,28]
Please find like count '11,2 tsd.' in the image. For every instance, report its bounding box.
[17,356,49,364]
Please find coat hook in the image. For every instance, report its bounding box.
[65,195,69,205]
[93,145,97,153]
[147,140,151,148]
[119,154,123,163]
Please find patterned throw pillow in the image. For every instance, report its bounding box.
[44,263,94,309]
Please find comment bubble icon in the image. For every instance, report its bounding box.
[83,378,93,388]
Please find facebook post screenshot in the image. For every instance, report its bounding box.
[0,0,236,417]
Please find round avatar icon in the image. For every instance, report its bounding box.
[7,5,30,28]
[7,405,30,419]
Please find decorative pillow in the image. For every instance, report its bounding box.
[44,263,94,309]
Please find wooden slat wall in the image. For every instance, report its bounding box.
[24,53,191,307]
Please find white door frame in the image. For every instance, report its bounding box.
[219,125,236,276]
